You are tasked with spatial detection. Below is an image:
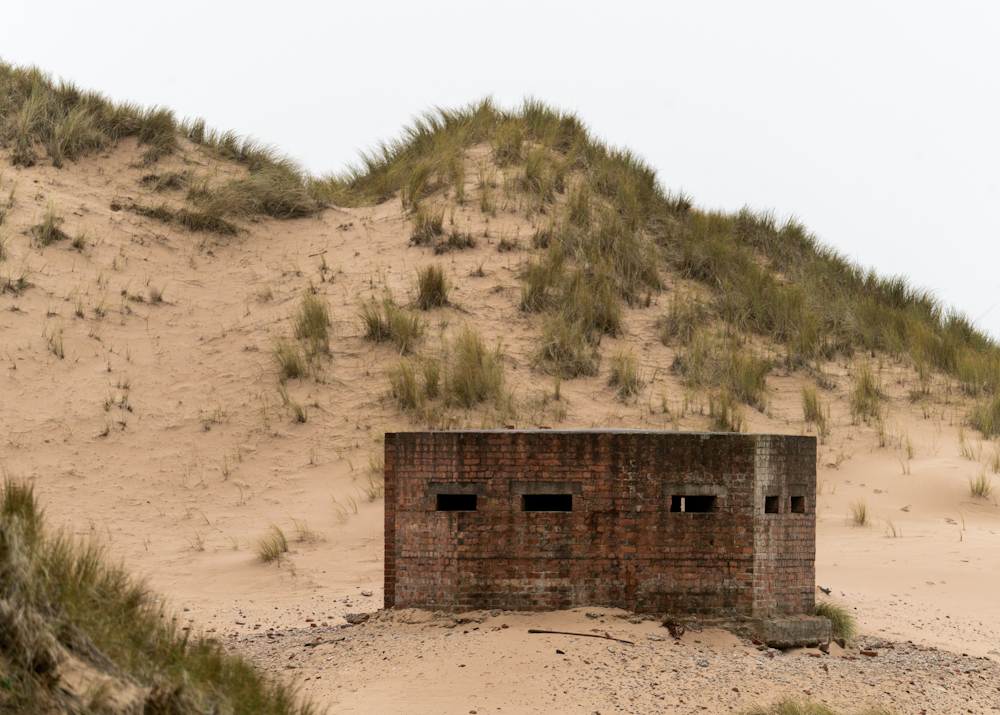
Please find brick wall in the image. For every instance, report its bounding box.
[384,430,815,617]
[752,435,818,616]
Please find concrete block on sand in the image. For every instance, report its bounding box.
[753,615,833,648]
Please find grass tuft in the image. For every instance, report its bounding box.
[415,264,450,309]
[538,313,599,378]
[31,201,69,246]
[657,293,709,347]
[813,600,858,640]
[176,207,240,236]
[968,393,1000,439]
[254,525,289,563]
[140,171,188,191]
[293,292,331,357]
[125,200,174,223]
[496,234,519,253]
[444,325,508,409]
[360,294,424,354]
[435,226,476,254]
[708,390,746,432]
[388,359,423,410]
[491,119,525,166]
[801,383,829,440]
[850,361,884,424]
[969,468,994,499]
[272,338,306,382]
[849,498,870,526]
[673,333,771,410]
[608,347,644,400]
[520,243,565,312]
[410,203,444,245]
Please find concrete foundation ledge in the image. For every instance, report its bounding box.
[750,615,833,648]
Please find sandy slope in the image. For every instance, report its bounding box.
[1,139,998,713]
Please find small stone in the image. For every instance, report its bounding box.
[646,634,666,642]
[362,589,373,597]
[696,659,709,667]
[819,642,830,653]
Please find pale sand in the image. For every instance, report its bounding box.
[0,138,998,713]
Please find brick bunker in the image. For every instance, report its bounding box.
[384,429,817,618]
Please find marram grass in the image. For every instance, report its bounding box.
[0,476,317,714]
[5,57,1000,427]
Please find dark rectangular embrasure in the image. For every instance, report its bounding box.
[436,494,478,511]
[683,495,715,513]
[671,495,716,513]
[522,494,573,512]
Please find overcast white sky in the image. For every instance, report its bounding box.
[4,1,998,338]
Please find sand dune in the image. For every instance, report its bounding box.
[1,132,999,713]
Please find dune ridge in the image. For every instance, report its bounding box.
[1,60,999,713]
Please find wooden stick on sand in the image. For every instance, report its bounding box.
[527,628,635,645]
